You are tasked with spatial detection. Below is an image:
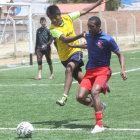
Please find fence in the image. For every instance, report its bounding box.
[74,11,140,44]
[0,10,140,60]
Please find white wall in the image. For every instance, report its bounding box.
[13,0,48,3]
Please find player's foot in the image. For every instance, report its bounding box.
[56,96,67,106]
[91,125,105,134]
[34,77,41,80]
[49,74,54,79]
[102,103,106,113]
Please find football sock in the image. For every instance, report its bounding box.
[63,94,68,98]
[95,111,103,127]
[38,74,41,78]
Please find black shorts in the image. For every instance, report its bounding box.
[61,51,84,68]
[36,46,52,65]
[61,51,84,79]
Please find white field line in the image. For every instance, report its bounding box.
[0,127,140,131]
[0,57,87,72]
[0,68,140,87]
[112,67,140,75]
[0,49,139,72]
[130,58,140,60]
[130,50,140,54]
[0,61,61,72]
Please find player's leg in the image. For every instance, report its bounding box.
[48,64,54,79]
[45,46,54,79]
[91,67,111,133]
[73,65,83,84]
[91,84,102,111]
[56,61,78,106]
[56,51,83,106]
[76,86,93,106]
[91,84,105,133]
[77,86,106,110]
[76,76,97,108]
[35,49,43,80]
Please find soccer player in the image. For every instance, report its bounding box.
[46,0,106,106]
[68,16,127,133]
[35,17,54,80]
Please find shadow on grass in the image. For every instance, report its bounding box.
[32,119,91,129]
[31,119,110,129]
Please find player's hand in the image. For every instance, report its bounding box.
[120,71,127,80]
[82,43,87,48]
[81,31,86,38]
[67,43,74,48]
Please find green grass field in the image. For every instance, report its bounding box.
[0,49,140,140]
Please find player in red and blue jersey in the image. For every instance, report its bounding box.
[68,16,127,133]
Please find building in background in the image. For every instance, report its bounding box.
[0,0,50,17]
[0,0,106,17]
[56,3,105,14]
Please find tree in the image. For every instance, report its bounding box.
[106,0,121,11]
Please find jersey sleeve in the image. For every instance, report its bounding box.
[109,38,119,52]
[49,29,63,39]
[68,11,80,21]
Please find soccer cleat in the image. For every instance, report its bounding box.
[102,103,106,113]
[34,77,41,80]
[56,96,67,106]
[49,74,54,79]
[91,125,105,134]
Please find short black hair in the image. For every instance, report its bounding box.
[46,5,61,17]
[88,16,101,26]
[40,17,46,22]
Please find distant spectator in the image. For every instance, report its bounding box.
[35,17,54,80]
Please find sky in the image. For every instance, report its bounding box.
[121,0,140,5]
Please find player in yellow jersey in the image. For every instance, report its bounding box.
[46,0,107,106]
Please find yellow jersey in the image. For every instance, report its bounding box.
[50,14,81,61]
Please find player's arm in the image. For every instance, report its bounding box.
[114,51,127,80]
[67,43,87,49]
[80,0,109,16]
[59,32,85,43]
[46,30,54,46]
[35,30,39,54]
[50,28,85,43]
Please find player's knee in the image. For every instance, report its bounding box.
[47,59,52,65]
[76,94,84,102]
[91,90,99,99]
[66,64,73,74]
[38,61,42,65]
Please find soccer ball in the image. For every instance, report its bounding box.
[21,59,26,65]
[16,122,34,138]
